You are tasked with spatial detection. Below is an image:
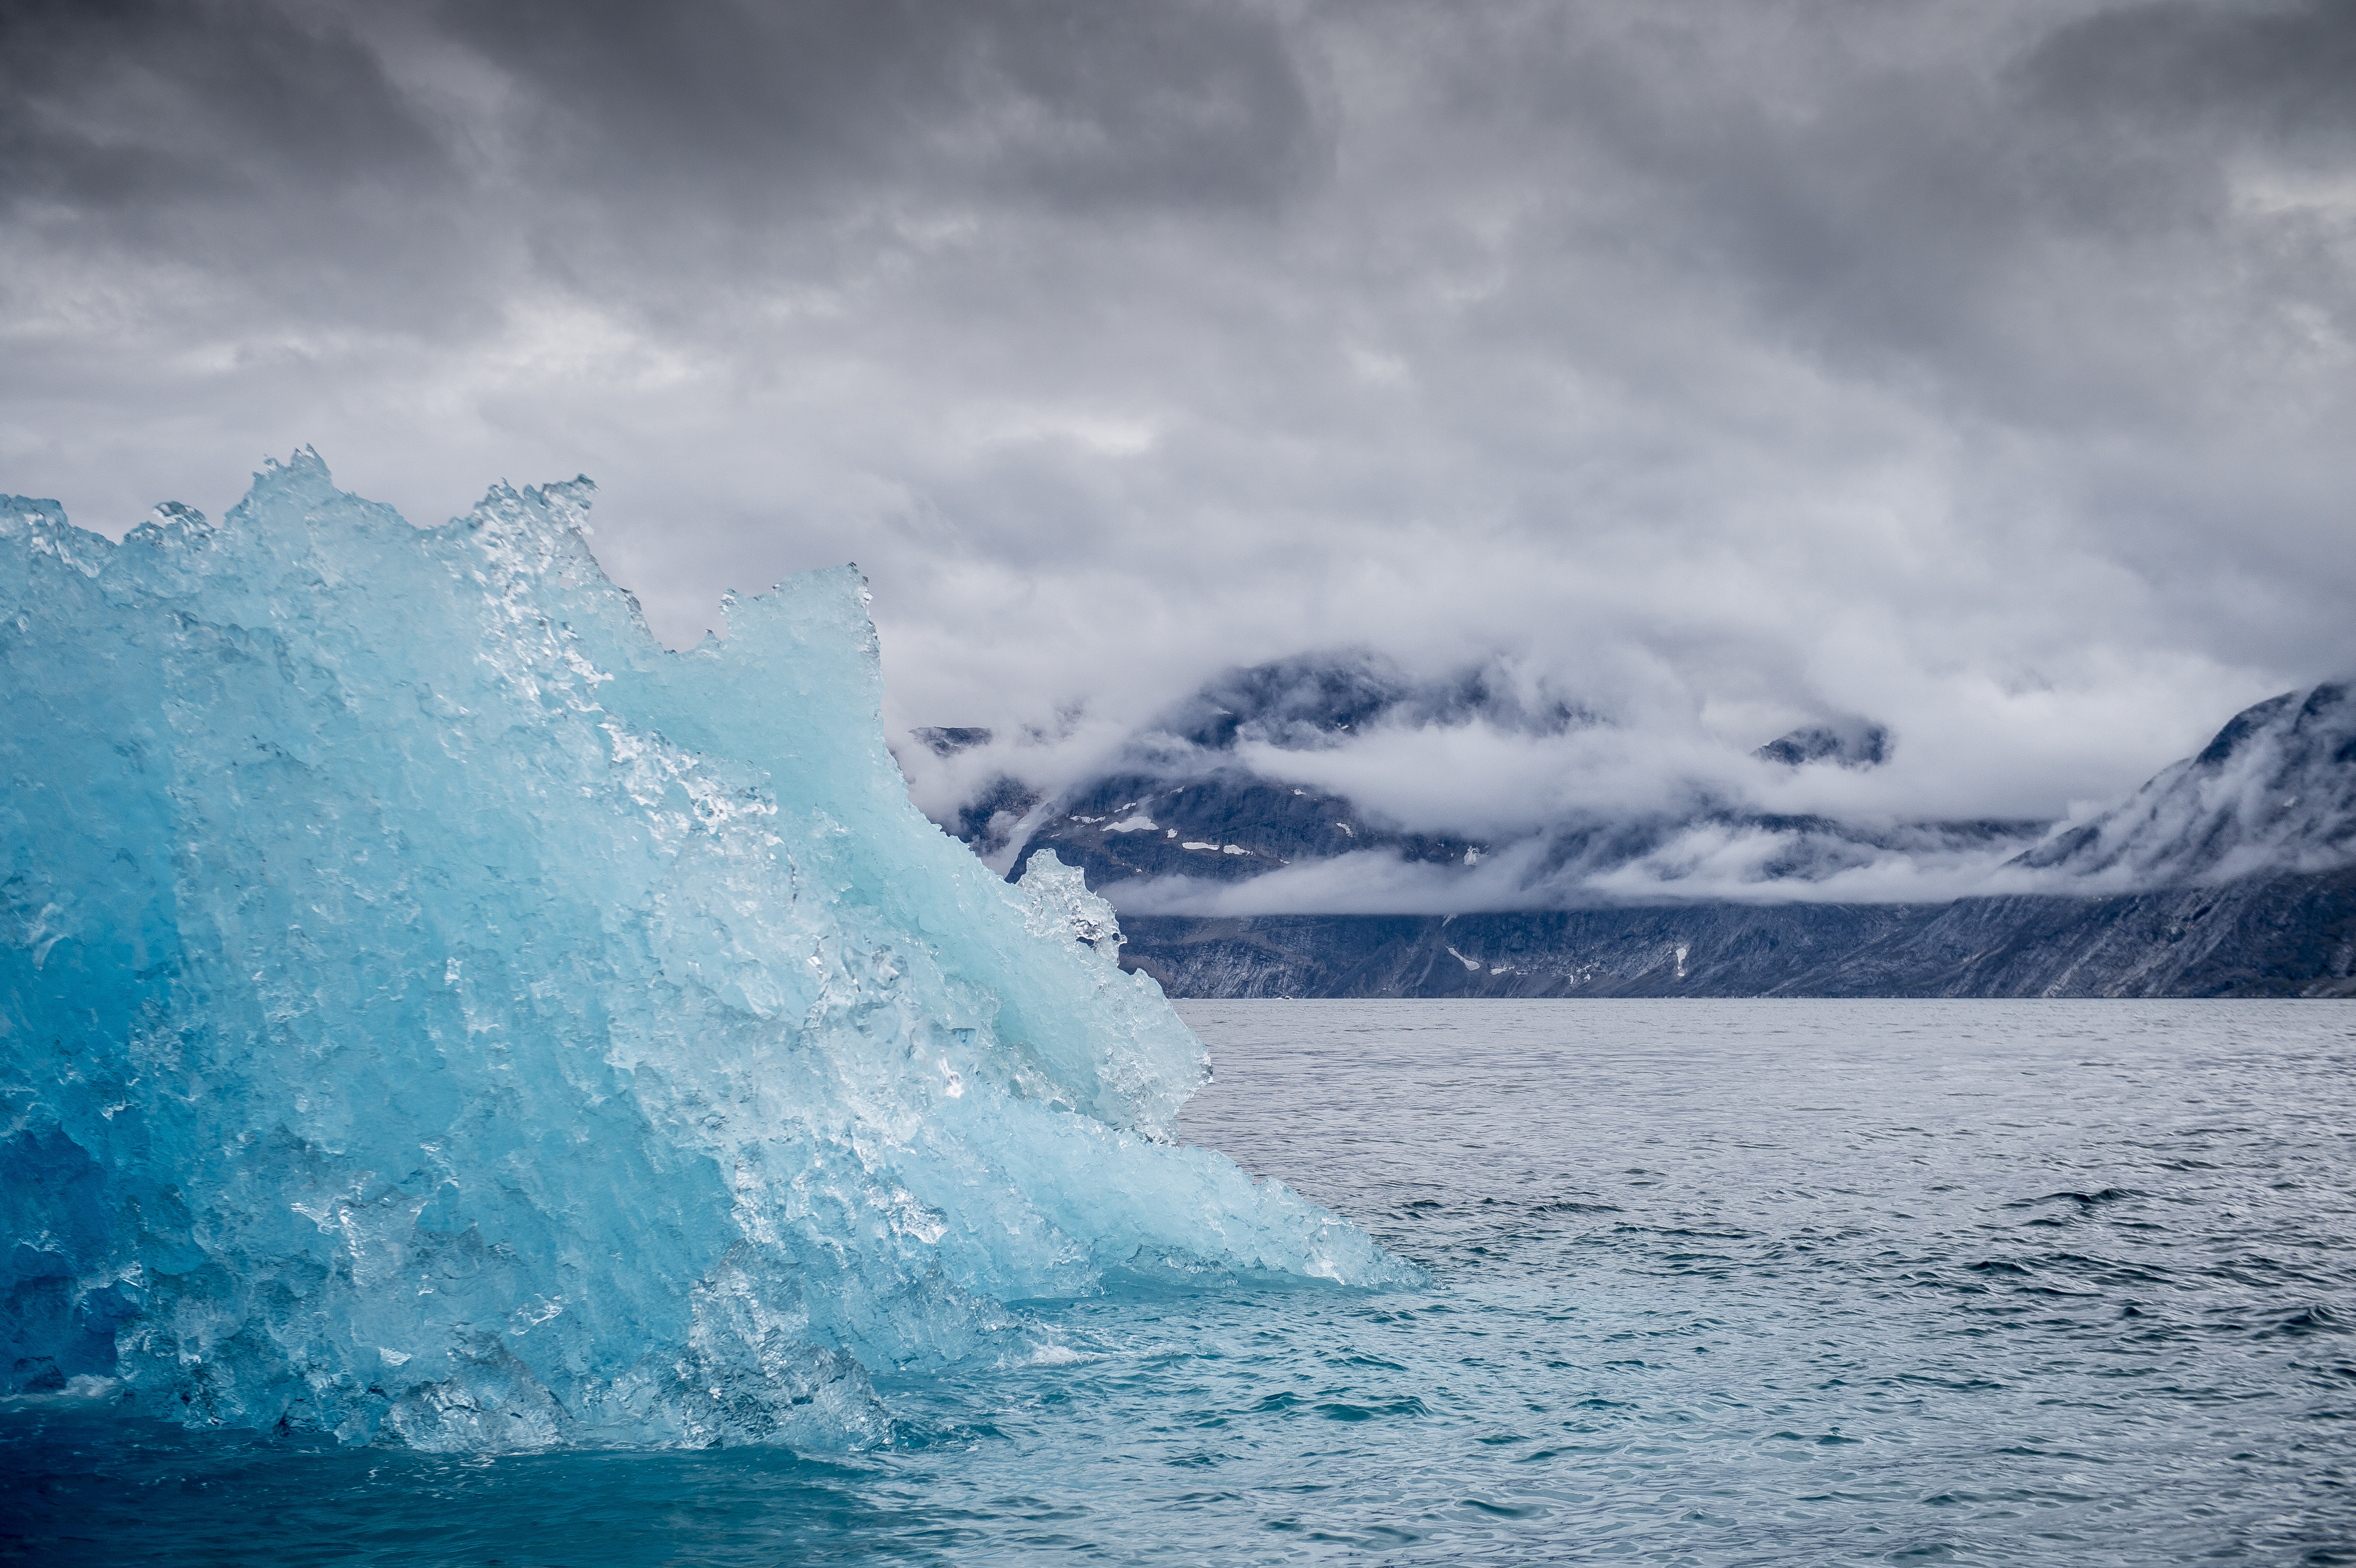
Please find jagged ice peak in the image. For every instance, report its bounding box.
[0,451,1408,1451]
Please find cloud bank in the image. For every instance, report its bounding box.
[7,0,2354,857]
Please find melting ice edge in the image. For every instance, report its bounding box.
[0,451,1407,1451]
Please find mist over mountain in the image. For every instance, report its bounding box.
[899,661,2356,917]
[1756,718,1892,771]
[2017,678,2356,887]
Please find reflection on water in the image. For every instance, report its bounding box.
[7,1001,2354,1564]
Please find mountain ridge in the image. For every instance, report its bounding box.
[905,660,2356,908]
[900,666,2356,997]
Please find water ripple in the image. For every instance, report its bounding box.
[5,999,2354,1564]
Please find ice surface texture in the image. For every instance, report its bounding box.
[0,452,1403,1450]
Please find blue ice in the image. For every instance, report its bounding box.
[0,452,1405,1450]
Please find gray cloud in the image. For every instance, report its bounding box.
[5,0,2352,889]
[437,0,1322,216]
[2021,0,2356,146]
[1,1,449,207]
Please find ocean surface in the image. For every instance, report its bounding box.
[6,1000,2354,1565]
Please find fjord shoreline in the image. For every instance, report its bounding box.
[1120,866,2356,999]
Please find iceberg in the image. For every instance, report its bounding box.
[0,451,1404,1451]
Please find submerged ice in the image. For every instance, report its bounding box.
[0,452,1404,1450]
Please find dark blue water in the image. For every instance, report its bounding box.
[7,1001,2354,1564]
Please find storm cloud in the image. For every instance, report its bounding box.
[6,0,2353,872]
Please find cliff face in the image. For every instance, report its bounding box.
[1120,867,2356,999]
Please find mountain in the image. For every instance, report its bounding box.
[899,668,2356,997]
[1117,870,2356,999]
[2011,680,2356,886]
[906,651,2044,906]
[1755,717,1891,769]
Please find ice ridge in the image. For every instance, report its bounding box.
[0,451,1407,1451]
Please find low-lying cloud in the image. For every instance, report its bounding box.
[917,648,2356,913]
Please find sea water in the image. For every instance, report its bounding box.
[5,999,2353,1565]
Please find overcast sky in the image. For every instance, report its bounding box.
[6,0,2353,831]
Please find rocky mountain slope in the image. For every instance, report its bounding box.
[2014,680,2356,885]
[903,667,2356,997]
[908,651,2045,904]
